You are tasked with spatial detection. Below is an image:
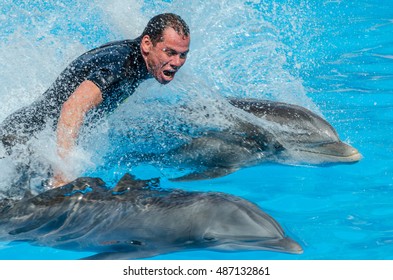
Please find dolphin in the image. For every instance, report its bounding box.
[125,98,361,181]
[228,98,361,162]
[0,174,303,259]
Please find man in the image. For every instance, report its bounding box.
[0,13,190,188]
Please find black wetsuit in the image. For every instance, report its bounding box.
[0,36,150,149]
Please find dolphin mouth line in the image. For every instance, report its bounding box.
[210,237,303,255]
[295,148,362,162]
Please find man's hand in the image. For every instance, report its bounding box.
[50,171,70,188]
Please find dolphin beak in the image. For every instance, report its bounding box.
[315,142,362,162]
[297,141,362,163]
[261,237,304,254]
[212,237,304,255]
[277,237,303,254]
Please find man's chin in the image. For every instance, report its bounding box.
[155,74,174,84]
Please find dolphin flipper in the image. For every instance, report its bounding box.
[170,167,238,182]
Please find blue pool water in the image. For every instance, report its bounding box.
[0,0,392,260]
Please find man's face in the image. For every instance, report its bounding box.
[141,28,190,84]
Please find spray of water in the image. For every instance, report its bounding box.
[0,0,320,194]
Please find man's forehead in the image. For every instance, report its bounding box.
[162,26,189,39]
[161,28,190,50]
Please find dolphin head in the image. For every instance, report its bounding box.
[272,107,362,164]
[195,193,303,254]
[228,98,362,165]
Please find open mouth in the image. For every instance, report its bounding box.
[163,70,176,79]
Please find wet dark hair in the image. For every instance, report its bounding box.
[142,13,190,45]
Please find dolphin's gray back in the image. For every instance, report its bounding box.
[0,176,195,250]
[228,98,340,142]
[0,176,227,252]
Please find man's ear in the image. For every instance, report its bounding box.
[141,35,152,53]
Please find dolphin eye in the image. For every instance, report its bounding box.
[204,236,216,241]
[203,233,216,241]
[127,240,142,246]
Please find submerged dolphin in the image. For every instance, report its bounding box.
[128,98,361,181]
[0,174,302,259]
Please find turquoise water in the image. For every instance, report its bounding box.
[0,0,392,260]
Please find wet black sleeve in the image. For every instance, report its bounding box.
[87,65,123,92]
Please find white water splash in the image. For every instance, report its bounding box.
[0,0,320,193]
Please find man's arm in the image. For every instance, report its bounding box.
[53,80,103,187]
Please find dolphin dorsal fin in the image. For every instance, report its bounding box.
[112,174,161,194]
[112,173,137,193]
[22,190,35,200]
[119,173,137,184]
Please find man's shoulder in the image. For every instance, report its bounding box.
[79,37,141,61]
[98,38,140,49]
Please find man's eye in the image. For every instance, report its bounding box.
[164,49,176,56]
[163,48,188,59]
